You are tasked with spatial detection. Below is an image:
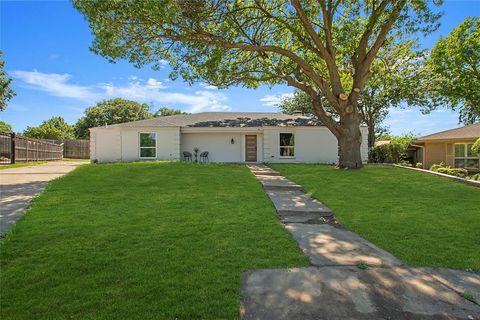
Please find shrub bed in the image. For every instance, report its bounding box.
[429,162,471,179]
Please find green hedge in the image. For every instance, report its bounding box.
[429,162,469,178]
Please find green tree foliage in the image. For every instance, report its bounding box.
[472,138,480,156]
[75,98,152,138]
[428,17,480,124]
[24,117,75,140]
[0,51,16,111]
[72,0,441,168]
[0,120,13,135]
[278,91,313,115]
[154,107,187,117]
[368,132,416,163]
[279,39,431,149]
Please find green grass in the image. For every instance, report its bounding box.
[0,161,47,169]
[271,164,480,272]
[0,162,308,319]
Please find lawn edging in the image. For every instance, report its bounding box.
[394,164,480,188]
[0,161,47,170]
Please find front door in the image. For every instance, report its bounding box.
[245,135,257,162]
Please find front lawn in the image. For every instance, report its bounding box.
[271,164,480,272]
[0,162,308,319]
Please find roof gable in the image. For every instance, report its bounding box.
[415,123,480,141]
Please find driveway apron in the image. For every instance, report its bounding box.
[0,161,84,235]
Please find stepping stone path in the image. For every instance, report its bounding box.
[244,164,480,320]
[248,165,333,224]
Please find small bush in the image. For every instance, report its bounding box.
[429,162,445,171]
[398,160,412,167]
[415,162,423,168]
[472,138,480,156]
[470,173,480,181]
[429,162,469,178]
[369,133,415,164]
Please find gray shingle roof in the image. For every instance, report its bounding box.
[106,112,322,128]
[414,123,480,141]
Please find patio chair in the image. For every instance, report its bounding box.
[200,151,209,163]
[183,151,193,161]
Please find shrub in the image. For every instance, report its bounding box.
[429,162,445,171]
[369,133,415,164]
[470,173,480,181]
[398,160,412,167]
[472,138,480,156]
[452,168,470,178]
[433,166,468,178]
[415,162,423,168]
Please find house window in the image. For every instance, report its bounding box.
[280,133,295,157]
[454,143,479,170]
[139,133,156,158]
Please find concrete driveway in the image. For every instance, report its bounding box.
[0,161,85,235]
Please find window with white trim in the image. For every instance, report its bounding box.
[139,133,156,158]
[454,143,479,170]
[279,133,295,157]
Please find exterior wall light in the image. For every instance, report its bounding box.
[231,138,235,144]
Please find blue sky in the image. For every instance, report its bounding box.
[1,0,479,135]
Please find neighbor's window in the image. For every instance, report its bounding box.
[454,143,479,170]
[139,133,156,158]
[280,133,295,157]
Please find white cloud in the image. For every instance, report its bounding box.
[200,83,218,90]
[158,59,169,66]
[12,70,231,113]
[260,93,294,107]
[389,108,413,115]
[11,70,97,100]
[146,78,164,89]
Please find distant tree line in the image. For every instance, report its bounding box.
[1,98,186,139]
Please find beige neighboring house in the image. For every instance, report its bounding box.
[408,123,480,171]
[89,112,368,164]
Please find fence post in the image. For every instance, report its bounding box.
[10,133,16,164]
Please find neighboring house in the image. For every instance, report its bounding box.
[408,123,480,171]
[90,112,368,164]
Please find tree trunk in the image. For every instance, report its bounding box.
[337,114,363,169]
[367,120,375,150]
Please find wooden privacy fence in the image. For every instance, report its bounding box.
[0,134,63,164]
[42,139,90,159]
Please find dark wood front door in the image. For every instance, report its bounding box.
[245,135,257,162]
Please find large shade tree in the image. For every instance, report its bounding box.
[154,106,187,116]
[0,51,16,111]
[0,120,13,135]
[279,39,431,149]
[24,117,75,140]
[427,17,480,124]
[73,0,441,168]
[75,98,152,138]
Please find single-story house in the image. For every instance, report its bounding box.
[407,123,480,171]
[89,112,368,164]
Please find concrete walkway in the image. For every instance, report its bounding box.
[244,164,480,320]
[0,161,85,235]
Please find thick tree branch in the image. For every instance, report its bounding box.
[290,0,343,96]
[352,0,407,98]
[279,73,340,136]
[354,0,390,67]
[317,0,335,56]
